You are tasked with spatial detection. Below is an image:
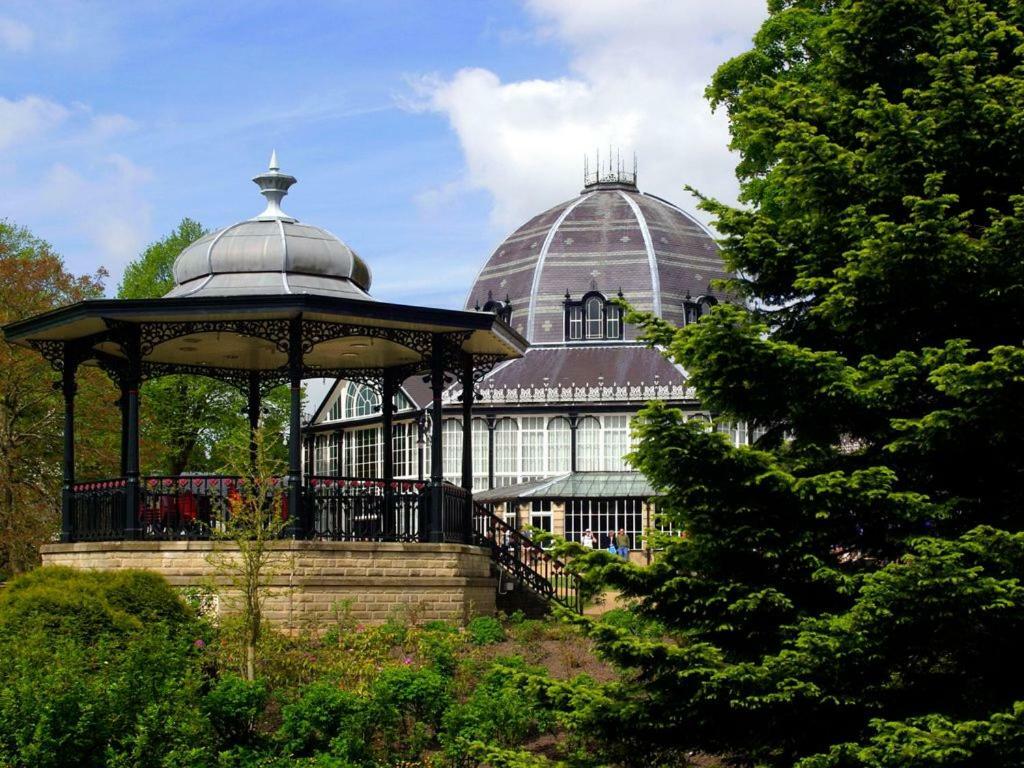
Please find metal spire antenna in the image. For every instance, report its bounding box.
[583,147,637,188]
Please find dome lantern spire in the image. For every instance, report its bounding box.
[252,150,297,222]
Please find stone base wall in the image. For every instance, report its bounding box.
[41,540,496,630]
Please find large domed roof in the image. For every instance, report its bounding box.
[165,152,372,300]
[466,172,727,343]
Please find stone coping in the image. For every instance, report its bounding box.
[157,576,497,588]
[42,540,490,556]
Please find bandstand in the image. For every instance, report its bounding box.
[3,156,578,625]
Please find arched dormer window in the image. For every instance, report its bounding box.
[682,293,718,326]
[345,382,380,419]
[478,290,513,325]
[564,290,624,341]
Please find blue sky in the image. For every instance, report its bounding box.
[1,0,766,309]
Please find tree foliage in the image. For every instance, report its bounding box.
[561,2,1024,766]
[0,221,118,576]
[117,219,289,473]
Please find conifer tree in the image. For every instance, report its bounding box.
[564,2,1024,765]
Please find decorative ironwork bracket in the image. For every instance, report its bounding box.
[124,319,293,357]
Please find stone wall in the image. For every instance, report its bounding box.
[41,540,496,630]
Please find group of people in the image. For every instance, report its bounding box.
[580,528,631,559]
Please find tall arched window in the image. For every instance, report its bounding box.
[494,418,519,487]
[472,418,490,490]
[546,417,571,473]
[585,296,604,339]
[603,415,629,471]
[345,382,380,418]
[442,418,462,483]
[521,417,545,478]
[577,416,601,471]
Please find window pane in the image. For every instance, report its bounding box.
[577,416,601,471]
[585,298,603,339]
[442,419,463,484]
[568,306,583,340]
[494,418,519,484]
[352,428,380,478]
[472,418,490,491]
[603,415,629,471]
[521,416,545,477]
[547,417,571,473]
[606,305,621,338]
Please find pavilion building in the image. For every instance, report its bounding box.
[304,163,755,562]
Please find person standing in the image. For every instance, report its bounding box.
[614,528,630,559]
[581,529,595,549]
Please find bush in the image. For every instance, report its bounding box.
[278,681,369,760]
[0,567,193,642]
[466,615,505,646]
[418,627,466,677]
[0,568,210,767]
[371,665,452,729]
[203,673,269,747]
[441,658,553,759]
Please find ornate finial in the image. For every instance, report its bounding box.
[252,151,297,222]
[583,149,637,189]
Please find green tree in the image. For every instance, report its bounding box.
[560,2,1024,766]
[0,221,118,575]
[117,219,289,474]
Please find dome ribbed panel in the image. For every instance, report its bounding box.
[466,187,728,342]
[464,200,573,339]
[635,194,728,328]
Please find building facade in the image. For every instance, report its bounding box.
[304,166,757,561]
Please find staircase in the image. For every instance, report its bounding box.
[472,501,582,613]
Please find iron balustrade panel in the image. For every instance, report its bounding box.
[69,480,127,541]
[472,501,582,613]
[438,482,471,544]
[306,477,427,541]
[140,476,243,539]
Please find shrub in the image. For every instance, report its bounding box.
[371,665,451,729]
[0,568,210,767]
[0,567,193,642]
[422,619,459,634]
[278,681,369,760]
[466,615,505,646]
[418,627,466,677]
[440,657,553,760]
[203,673,269,747]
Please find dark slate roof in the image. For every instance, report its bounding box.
[465,181,729,343]
[479,344,687,391]
[474,471,655,502]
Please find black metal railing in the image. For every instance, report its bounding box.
[472,501,582,613]
[306,477,425,541]
[69,479,127,541]
[139,475,239,539]
[66,475,467,544]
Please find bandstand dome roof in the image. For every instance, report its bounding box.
[166,152,372,300]
[466,168,728,343]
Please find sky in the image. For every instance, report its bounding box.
[0,0,768,312]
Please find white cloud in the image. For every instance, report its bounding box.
[0,95,68,149]
[24,155,152,278]
[0,16,33,52]
[0,93,149,284]
[415,0,767,230]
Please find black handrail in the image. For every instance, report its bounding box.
[471,501,582,614]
